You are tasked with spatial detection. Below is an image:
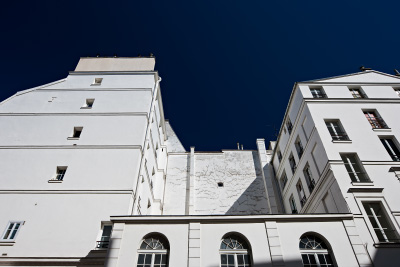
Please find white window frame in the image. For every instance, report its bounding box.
[220,250,251,267]
[355,196,400,244]
[349,87,367,98]
[1,221,24,241]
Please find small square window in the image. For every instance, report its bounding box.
[85,99,95,108]
[217,182,224,187]
[310,87,327,98]
[1,221,23,241]
[349,87,367,98]
[55,166,67,181]
[92,78,103,85]
[70,127,83,139]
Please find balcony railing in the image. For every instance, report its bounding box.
[349,171,371,183]
[300,195,307,208]
[331,131,350,141]
[375,229,400,243]
[96,240,110,249]
[366,116,389,129]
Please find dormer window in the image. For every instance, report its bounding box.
[92,78,103,86]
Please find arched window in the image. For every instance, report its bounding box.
[137,234,169,267]
[220,234,251,267]
[299,234,335,267]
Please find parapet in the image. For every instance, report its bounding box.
[75,57,156,72]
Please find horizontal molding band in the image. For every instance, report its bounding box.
[0,112,149,116]
[0,145,142,150]
[305,98,400,103]
[0,190,133,194]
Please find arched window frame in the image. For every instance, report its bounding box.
[137,233,169,267]
[219,233,252,267]
[299,233,335,267]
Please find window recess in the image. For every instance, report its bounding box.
[49,166,67,182]
[363,111,389,129]
[363,202,399,243]
[289,194,298,214]
[303,164,316,193]
[91,78,103,86]
[380,137,400,161]
[295,137,304,158]
[81,98,95,109]
[289,154,296,174]
[325,120,349,141]
[96,225,112,249]
[310,87,327,98]
[340,154,370,183]
[349,87,367,98]
[1,221,23,241]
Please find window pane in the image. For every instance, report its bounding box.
[137,254,145,264]
[221,254,227,265]
[154,254,161,264]
[145,254,152,264]
[228,254,234,264]
[237,254,244,264]
[243,254,250,264]
[10,223,20,239]
[301,254,310,264]
[309,254,317,264]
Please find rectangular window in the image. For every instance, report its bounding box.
[310,87,326,98]
[280,172,288,190]
[72,127,83,138]
[325,120,349,141]
[56,166,67,181]
[340,154,370,182]
[286,119,293,135]
[363,202,399,243]
[297,180,306,208]
[303,164,316,193]
[92,78,103,85]
[380,137,400,161]
[295,137,304,158]
[1,221,23,240]
[289,154,296,174]
[349,88,367,98]
[97,225,112,249]
[289,195,297,214]
[364,111,388,129]
[86,99,95,108]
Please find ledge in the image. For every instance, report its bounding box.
[372,128,391,132]
[351,182,374,186]
[48,180,63,183]
[80,107,92,109]
[374,242,400,248]
[348,187,383,193]
[332,140,352,143]
[0,241,15,246]
[67,137,80,140]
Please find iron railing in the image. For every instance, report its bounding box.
[96,240,110,249]
[331,131,350,141]
[312,92,327,98]
[366,116,389,129]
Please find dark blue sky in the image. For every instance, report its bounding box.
[1,1,399,150]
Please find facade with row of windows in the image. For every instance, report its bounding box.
[0,57,399,266]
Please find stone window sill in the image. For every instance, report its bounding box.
[0,241,15,246]
[374,242,400,248]
[332,140,352,143]
[372,128,391,132]
[48,180,63,183]
[80,107,92,109]
[351,182,374,186]
[67,137,80,140]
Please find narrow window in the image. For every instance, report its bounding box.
[340,154,370,182]
[137,197,142,215]
[289,195,297,214]
[218,182,224,187]
[137,235,169,267]
[299,234,335,267]
[280,172,288,190]
[55,166,67,181]
[363,202,399,243]
[1,221,23,240]
[303,164,316,193]
[310,87,326,98]
[286,119,293,135]
[325,120,349,141]
[85,99,95,108]
[349,87,367,98]
[97,225,112,249]
[363,110,388,129]
[295,137,304,158]
[92,78,103,85]
[277,150,282,163]
[297,180,306,208]
[220,234,252,267]
[289,154,296,174]
[380,137,400,161]
[72,127,83,138]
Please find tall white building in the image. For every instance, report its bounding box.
[0,57,399,267]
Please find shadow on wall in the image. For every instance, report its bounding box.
[371,246,400,267]
[225,151,270,215]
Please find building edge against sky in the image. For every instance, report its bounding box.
[0,56,399,266]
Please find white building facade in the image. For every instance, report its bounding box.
[0,57,399,266]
